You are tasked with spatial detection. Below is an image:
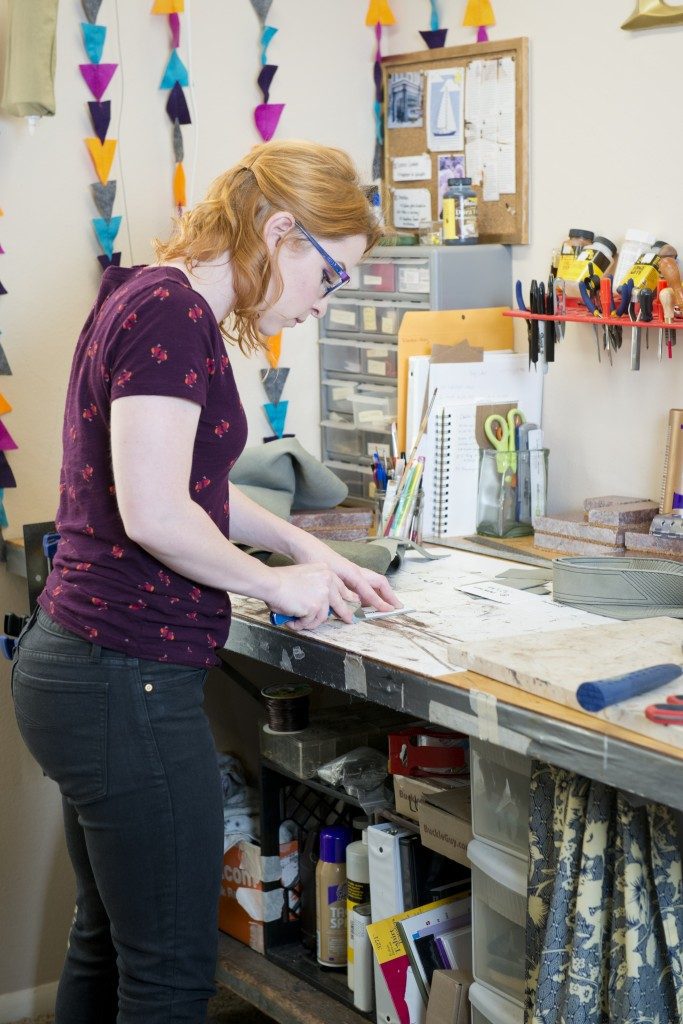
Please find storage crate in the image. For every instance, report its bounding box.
[470,739,532,859]
[469,981,523,1024]
[468,839,527,1005]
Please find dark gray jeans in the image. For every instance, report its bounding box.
[12,608,224,1023]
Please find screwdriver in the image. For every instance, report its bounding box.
[639,287,653,355]
[599,276,616,358]
[661,286,675,359]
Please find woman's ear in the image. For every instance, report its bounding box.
[263,211,296,253]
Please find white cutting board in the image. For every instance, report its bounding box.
[448,616,683,749]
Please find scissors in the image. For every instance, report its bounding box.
[484,408,526,473]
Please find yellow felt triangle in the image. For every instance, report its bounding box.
[151,0,184,13]
[173,162,186,207]
[0,393,12,415]
[463,0,496,26]
[266,332,281,368]
[365,0,396,26]
[85,138,117,185]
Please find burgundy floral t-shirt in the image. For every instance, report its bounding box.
[38,265,248,667]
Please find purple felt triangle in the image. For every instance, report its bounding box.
[477,26,489,42]
[169,12,180,48]
[97,252,122,271]
[257,64,277,103]
[88,100,111,143]
[254,103,284,142]
[79,63,117,102]
[0,451,16,488]
[420,28,448,48]
[0,281,7,296]
[374,60,383,102]
[0,245,4,255]
[166,82,191,125]
[0,420,17,451]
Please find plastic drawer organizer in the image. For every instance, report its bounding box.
[470,739,532,859]
[318,245,513,500]
[469,981,524,1024]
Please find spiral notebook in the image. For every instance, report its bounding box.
[424,400,480,539]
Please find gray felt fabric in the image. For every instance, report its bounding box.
[231,438,348,519]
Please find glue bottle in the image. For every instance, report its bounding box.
[554,228,594,280]
[618,240,677,295]
[316,825,352,967]
[346,823,370,989]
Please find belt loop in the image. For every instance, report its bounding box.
[90,643,102,662]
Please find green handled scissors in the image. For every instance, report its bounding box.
[484,408,526,473]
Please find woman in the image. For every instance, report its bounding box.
[12,139,400,1023]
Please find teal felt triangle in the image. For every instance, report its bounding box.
[0,492,7,529]
[264,400,288,438]
[91,180,116,220]
[81,22,106,64]
[259,367,289,406]
[260,25,278,61]
[160,50,189,89]
[92,216,122,259]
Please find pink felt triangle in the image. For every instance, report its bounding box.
[254,103,284,142]
[79,63,117,102]
[0,419,18,451]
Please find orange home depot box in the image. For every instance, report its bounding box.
[218,838,299,953]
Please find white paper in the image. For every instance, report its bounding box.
[392,187,432,229]
[392,153,432,182]
[463,57,516,196]
[426,67,465,152]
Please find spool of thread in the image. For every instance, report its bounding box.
[351,904,374,1012]
[261,683,312,733]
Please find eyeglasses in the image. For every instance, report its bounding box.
[294,221,350,297]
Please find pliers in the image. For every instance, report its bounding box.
[645,693,683,725]
[579,277,606,364]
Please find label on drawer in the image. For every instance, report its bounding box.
[399,267,430,293]
[331,386,353,401]
[367,442,391,459]
[362,306,377,331]
[380,312,398,334]
[358,410,386,424]
[366,359,387,376]
[329,308,357,327]
[362,274,383,285]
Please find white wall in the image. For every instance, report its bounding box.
[1,0,681,1007]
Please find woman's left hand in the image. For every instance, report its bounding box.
[293,537,401,614]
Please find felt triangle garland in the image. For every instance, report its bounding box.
[166,82,191,124]
[429,0,439,30]
[81,0,103,23]
[0,393,12,414]
[85,137,117,185]
[92,216,122,258]
[463,0,495,26]
[173,119,184,162]
[79,63,117,102]
[260,25,278,62]
[91,180,116,220]
[81,22,106,64]
[420,28,448,48]
[160,49,189,89]
[169,12,181,48]
[88,100,111,143]
[97,252,122,271]
[259,367,289,406]
[173,163,186,207]
[263,401,288,438]
[0,343,11,375]
[0,451,16,488]
[0,281,6,297]
[257,64,277,103]
[254,103,284,142]
[151,0,184,13]
[0,246,4,255]
[250,0,274,23]
[365,0,396,26]
[0,420,18,451]
[0,493,7,529]
[265,332,281,368]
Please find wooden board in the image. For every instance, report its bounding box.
[449,616,683,750]
[381,38,528,244]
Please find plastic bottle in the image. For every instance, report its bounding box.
[316,826,352,967]
[554,228,594,280]
[563,235,617,295]
[346,827,370,988]
[442,177,478,245]
[618,240,677,294]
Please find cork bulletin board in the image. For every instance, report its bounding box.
[381,38,528,244]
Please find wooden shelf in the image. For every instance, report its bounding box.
[216,932,367,1024]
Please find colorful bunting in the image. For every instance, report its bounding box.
[97,252,122,271]
[0,420,18,451]
[254,103,284,142]
[0,451,16,489]
[420,2,447,48]
[266,332,282,369]
[80,5,122,271]
[250,0,273,23]
[153,3,191,211]
[0,394,12,415]
[263,401,288,439]
[0,342,11,375]
[253,6,285,143]
[0,210,13,508]
[365,0,396,179]
[463,0,496,42]
[259,367,290,406]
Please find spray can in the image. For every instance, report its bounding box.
[316,826,352,967]
[346,827,370,988]
[442,178,478,245]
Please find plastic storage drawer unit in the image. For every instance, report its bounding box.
[321,422,391,462]
[470,739,532,859]
[323,301,360,333]
[350,386,397,430]
[396,260,430,294]
[324,461,374,500]
[469,981,523,1024]
[359,261,397,292]
[321,379,359,419]
[320,338,364,376]
[468,838,527,1005]
[361,342,398,379]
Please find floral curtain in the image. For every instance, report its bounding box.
[525,761,683,1024]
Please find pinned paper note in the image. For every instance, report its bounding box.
[91,180,116,220]
[92,216,122,258]
[259,367,289,406]
[263,401,288,438]
[81,22,106,64]
[392,187,431,228]
[166,82,191,124]
[160,49,188,89]
[254,103,284,141]
[81,0,103,23]
[88,100,111,143]
[79,63,117,102]
[85,137,117,184]
[265,332,281,369]
[392,154,431,182]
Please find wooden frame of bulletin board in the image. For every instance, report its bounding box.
[381,38,528,244]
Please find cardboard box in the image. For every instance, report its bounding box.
[393,773,469,821]
[419,788,473,867]
[426,969,472,1024]
[218,838,297,953]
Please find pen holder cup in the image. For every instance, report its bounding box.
[476,448,549,538]
[372,488,386,536]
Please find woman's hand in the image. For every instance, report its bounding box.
[289,535,401,616]
[266,562,358,632]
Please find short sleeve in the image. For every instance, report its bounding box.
[108,280,217,407]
